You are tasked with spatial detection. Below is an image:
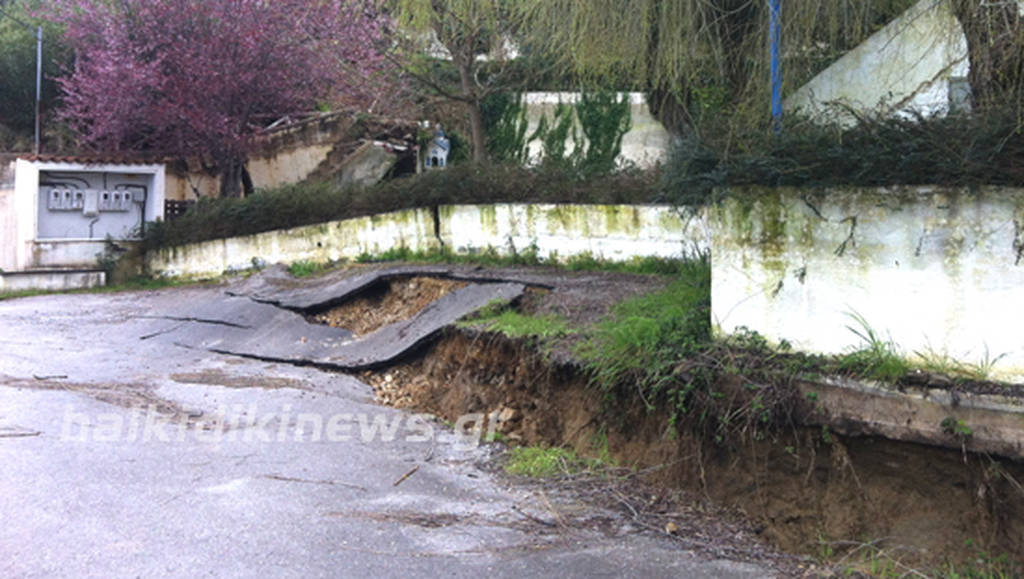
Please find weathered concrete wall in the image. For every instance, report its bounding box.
[0,269,106,291]
[796,376,1024,459]
[786,0,968,123]
[523,93,672,168]
[147,208,438,279]
[440,204,707,261]
[147,204,704,279]
[712,186,1024,383]
[0,156,17,271]
[165,145,336,201]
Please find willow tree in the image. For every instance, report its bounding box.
[387,0,532,162]
[951,0,1024,114]
[523,0,917,135]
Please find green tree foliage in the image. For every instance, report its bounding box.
[481,91,530,163]
[522,0,918,134]
[0,0,70,150]
[530,91,631,174]
[575,91,631,173]
[388,0,541,162]
[531,102,579,168]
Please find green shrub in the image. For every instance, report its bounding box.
[144,163,661,250]
[660,107,1024,206]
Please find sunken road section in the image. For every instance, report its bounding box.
[151,265,527,371]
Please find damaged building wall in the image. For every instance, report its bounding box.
[164,112,418,201]
[786,0,969,124]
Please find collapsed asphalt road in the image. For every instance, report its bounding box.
[0,267,777,578]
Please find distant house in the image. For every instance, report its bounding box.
[786,0,969,125]
[423,126,450,170]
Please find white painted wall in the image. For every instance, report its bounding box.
[147,208,438,279]
[9,159,165,270]
[523,93,672,168]
[147,204,705,279]
[712,186,1024,383]
[786,0,969,124]
[440,204,707,261]
[0,158,17,271]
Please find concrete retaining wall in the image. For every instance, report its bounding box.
[148,189,1024,383]
[712,186,1024,383]
[786,0,968,124]
[440,204,707,261]
[147,203,705,279]
[147,208,438,279]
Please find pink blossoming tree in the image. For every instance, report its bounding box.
[47,0,398,196]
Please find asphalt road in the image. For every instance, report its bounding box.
[0,281,775,578]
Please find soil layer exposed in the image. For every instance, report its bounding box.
[365,330,1024,570]
[312,276,468,335]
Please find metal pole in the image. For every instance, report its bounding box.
[0,7,43,153]
[770,0,782,133]
[35,25,41,154]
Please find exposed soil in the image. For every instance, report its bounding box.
[311,276,467,335]
[362,330,1024,572]
[282,263,1024,571]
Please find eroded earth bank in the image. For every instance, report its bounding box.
[2,263,1021,577]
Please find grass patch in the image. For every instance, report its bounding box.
[575,253,711,411]
[355,244,689,276]
[817,536,1022,579]
[835,312,911,383]
[913,344,1008,383]
[470,310,573,340]
[505,446,597,477]
[287,260,328,278]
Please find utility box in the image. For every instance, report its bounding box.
[1,156,165,287]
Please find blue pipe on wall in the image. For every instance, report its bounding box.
[770,0,783,132]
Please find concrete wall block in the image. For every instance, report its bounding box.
[712,186,1024,383]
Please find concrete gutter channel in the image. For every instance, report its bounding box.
[796,377,1024,460]
[157,265,1024,463]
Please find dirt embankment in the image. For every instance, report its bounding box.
[287,265,1023,569]
[364,329,1024,569]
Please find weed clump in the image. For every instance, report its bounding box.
[575,254,714,421]
[505,446,598,477]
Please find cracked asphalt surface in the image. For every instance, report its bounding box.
[0,277,776,578]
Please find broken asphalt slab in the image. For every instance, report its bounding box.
[0,281,781,578]
[154,265,525,370]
